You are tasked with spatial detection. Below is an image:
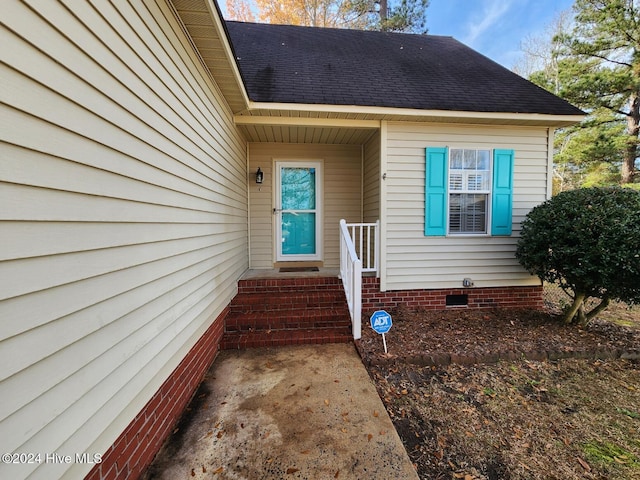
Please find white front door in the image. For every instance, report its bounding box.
[275,161,322,261]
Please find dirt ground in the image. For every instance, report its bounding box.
[358,303,640,480]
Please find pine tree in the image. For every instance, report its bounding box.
[552,0,640,184]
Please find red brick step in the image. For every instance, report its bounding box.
[221,275,353,349]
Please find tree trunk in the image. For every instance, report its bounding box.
[622,92,639,184]
[584,297,611,325]
[379,0,387,23]
[563,291,586,324]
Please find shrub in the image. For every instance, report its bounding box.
[516,187,640,324]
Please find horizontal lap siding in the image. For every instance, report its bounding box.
[248,143,361,268]
[363,131,380,223]
[384,122,547,291]
[0,1,247,479]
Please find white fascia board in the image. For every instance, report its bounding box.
[244,102,585,126]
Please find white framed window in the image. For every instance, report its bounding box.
[448,149,491,234]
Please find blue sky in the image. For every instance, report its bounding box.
[427,0,575,68]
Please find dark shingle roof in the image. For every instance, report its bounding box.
[225,21,583,116]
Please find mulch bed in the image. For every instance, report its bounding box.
[356,307,640,367]
[355,307,640,480]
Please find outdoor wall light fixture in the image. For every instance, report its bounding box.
[255,167,263,184]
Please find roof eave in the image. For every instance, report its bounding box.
[170,0,250,113]
[241,102,586,127]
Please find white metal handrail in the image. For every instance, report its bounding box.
[339,219,362,340]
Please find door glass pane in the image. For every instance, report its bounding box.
[282,213,316,255]
[281,167,316,210]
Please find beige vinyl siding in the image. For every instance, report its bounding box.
[363,131,381,223]
[383,122,547,291]
[0,1,247,479]
[248,143,362,268]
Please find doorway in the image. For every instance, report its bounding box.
[275,161,322,261]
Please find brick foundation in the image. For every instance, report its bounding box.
[362,277,543,312]
[85,307,227,480]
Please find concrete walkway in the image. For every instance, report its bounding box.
[143,344,418,480]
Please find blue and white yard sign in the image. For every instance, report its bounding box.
[370,310,392,353]
[370,310,392,333]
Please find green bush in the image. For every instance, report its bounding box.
[516,187,640,324]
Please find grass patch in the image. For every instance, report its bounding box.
[583,441,640,468]
[617,407,640,419]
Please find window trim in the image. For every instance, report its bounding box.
[447,148,492,236]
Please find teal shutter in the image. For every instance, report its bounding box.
[491,149,514,236]
[425,147,448,236]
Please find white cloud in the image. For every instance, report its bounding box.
[462,0,515,47]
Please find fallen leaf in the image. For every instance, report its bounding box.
[286,467,299,474]
[305,385,311,391]
[213,466,224,474]
[379,430,386,435]
[367,433,373,442]
[373,410,379,417]
[206,430,213,437]
[577,457,591,471]
[202,465,207,473]
[324,399,330,406]
[216,431,224,438]
[334,469,340,478]
[300,450,310,454]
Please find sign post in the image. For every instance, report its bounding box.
[370,310,392,354]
